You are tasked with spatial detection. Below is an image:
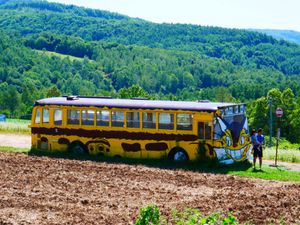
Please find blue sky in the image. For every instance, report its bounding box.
[48,0,300,32]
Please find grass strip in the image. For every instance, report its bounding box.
[264,147,300,163]
[0,119,30,135]
[0,146,30,153]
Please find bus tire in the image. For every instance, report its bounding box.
[69,142,87,155]
[169,148,189,161]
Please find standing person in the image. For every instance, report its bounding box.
[251,129,259,169]
[256,128,265,170]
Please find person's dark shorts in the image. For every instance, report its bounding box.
[253,147,263,157]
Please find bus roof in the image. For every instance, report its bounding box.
[34,96,243,112]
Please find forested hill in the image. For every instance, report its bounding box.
[0,0,300,127]
[0,0,299,77]
[0,0,132,20]
[251,29,300,45]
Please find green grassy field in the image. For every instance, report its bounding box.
[0,146,29,153]
[35,50,89,61]
[264,147,300,163]
[226,162,300,182]
[0,119,30,134]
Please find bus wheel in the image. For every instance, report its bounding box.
[169,148,189,161]
[69,142,87,155]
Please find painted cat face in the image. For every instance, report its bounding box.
[214,117,252,164]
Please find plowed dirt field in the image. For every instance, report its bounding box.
[0,152,299,224]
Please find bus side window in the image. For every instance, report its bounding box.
[159,113,174,130]
[214,119,223,139]
[198,122,212,140]
[127,112,140,128]
[142,112,156,129]
[35,109,41,124]
[42,108,49,124]
[177,114,193,130]
[54,109,62,126]
[82,110,95,126]
[198,122,204,139]
[205,122,212,139]
[96,110,109,126]
[67,110,80,125]
[112,111,124,127]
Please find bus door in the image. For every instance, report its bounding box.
[197,121,214,157]
[198,121,212,140]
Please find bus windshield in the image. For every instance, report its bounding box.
[223,114,247,145]
[214,105,248,145]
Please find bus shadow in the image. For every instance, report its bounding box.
[28,149,252,175]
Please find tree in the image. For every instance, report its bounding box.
[214,87,235,102]
[118,85,150,99]
[289,104,300,142]
[2,85,21,117]
[248,97,268,132]
[182,71,195,88]
[248,88,300,143]
[46,85,61,97]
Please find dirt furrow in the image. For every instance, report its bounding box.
[0,152,299,224]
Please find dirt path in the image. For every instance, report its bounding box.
[264,159,300,172]
[0,152,299,224]
[0,133,31,148]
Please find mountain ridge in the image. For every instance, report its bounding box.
[250,29,300,45]
[0,0,299,117]
[0,0,133,20]
[1,1,299,77]
[1,0,300,143]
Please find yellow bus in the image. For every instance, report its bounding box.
[30,96,252,164]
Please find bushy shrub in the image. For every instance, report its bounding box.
[171,208,238,225]
[135,204,239,225]
[135,204,161,225]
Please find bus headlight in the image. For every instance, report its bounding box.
[226,136,232,147]
[240,136,245,145]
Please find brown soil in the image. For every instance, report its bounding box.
[0,152,299,225]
